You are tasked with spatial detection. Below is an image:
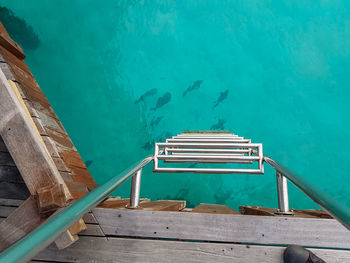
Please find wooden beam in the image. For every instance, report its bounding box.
[0,22,25,60]
[92,208,350,249]
[33,236,350,263]
[54,230,79,250]
[0,69,72,209]
[0,196,47,252]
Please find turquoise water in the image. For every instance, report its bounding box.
[1,1,350,210]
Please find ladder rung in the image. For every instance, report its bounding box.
[157,155,260,161]
[157,143,260,148]
[166,148,250,154]
[154,167,264,174]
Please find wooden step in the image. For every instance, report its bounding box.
[139,200,186,211]
[240,206,332,218]
[192,203,239,214]
[97,197,150,209]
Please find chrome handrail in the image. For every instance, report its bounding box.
[0,156,153,263]
[264,156,350,230]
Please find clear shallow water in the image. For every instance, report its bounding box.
[1,0,350,210]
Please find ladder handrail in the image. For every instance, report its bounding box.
[1,152,350,263]
[264,156,350,230]
[0,156,153,263]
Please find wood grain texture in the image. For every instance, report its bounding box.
[0,181,30,199]
[0,196,47,252]
[0,205,16,217]
[139,200,186,211]
[0,69,71,201]
[0,22,25,60]
[92,208,350,249]
[33,236,350,263]
[240,206,332,219]
[0,198,23,206]
[192,203,240,214]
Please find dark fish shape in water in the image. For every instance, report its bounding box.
[134,88,158,104]
[213,89,229,109]
[85,160,93,168]
[150,116,163,128]
[142,140,154,151]
[152,92,171,110]
[210,119,226,130]
[183,80,203,97]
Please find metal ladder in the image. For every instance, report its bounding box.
[131,131,290,214]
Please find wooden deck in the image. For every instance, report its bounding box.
[1,198,350,262]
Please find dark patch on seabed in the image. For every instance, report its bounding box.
[0,6,40,50]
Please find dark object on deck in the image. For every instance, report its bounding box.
[284,245,326,263]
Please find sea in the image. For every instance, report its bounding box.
[1,0,349,211]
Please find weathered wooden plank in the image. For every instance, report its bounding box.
[79,224,105,237]
[0,30,25,60]
[0,24,97,203]
[192,203,240,214]
[0,181,30,199]
[0,165,24,183]
[0,198,23,206]
[0,205,16,217]
[139,200,186,211]
[36,110,65,135]
[92,208,350,249]
[55,230,79,250]
[69,218,87,235]
[65,181,89,199]
[0,69,72,202]
[31,117,48,136]
[33,236,350,263]
[0,62,15,80]
[59,150,88,169]
[97,198,150,209]
[82,212,98,224]
[0,196,47,251]
[240,206,332,219]
[0,46,28,75]
[69,166,98,189]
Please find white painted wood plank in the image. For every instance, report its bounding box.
[92,208,350,249]
[33,236,350,263]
